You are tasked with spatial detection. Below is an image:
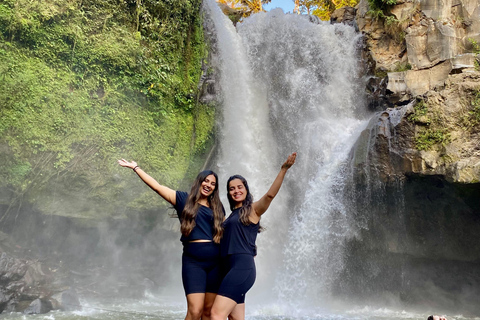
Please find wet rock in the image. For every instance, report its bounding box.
[0,247,72,314]
[366,75,390,111]
[51,288,81,311]
[23,298,52,315]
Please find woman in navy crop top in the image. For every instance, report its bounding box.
[210,152,297,320]
[118,159,225,320]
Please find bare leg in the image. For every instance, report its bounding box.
[228,303,245,320]
[186,293,205,320]
[210,295,238,320]
[202,292,217,320]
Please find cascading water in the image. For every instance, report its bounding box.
[203,0,370,313]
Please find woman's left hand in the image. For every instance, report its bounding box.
[118,158,137,170]
[282,152,296,170]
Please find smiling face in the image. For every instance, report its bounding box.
[200,174,216,198]
[228,178,247,206]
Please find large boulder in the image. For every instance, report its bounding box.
[51,288,81,311]
[23,298,53,315]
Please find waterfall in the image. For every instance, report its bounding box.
[203,0,370,312]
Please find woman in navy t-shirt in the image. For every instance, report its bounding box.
[118,159,225,320]
[210,152,296,320]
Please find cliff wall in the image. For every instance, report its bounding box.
[335,0,480,314]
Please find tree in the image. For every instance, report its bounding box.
[217,0,272,19]
[294,0,359,20]
[217,0,243,8]
[240,0,272,14]
[296,0,321,15]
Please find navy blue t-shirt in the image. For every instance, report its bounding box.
[220,207,259,257]
[174,191,223,243]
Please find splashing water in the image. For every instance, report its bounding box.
[203,0,370,313]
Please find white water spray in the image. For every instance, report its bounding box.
[203,0,370,313]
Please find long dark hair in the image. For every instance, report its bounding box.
[181,170,224,243]
[226,175,262,232]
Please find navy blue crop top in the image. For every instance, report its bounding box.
[174,191,223,243]
[220,207,259,257]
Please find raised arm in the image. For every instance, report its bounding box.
[253,152,296,216]
[118,159,176,205]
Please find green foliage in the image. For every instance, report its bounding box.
[408,100,430,124]
[468,38,480,54]
[367,0,397,22]
[407,99,451,151]
[296,0,359,21]
[415,128,451,151]
[462,90,480,130]
[467,38,480,70]
[393,61,412,72]
[0,0,214,220]
[470,93,480,123]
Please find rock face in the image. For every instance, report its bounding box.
[355,0,480,182]
[0,251,52,313]
[0,233,80,314]
[354,73,480,183]
[333,0,480,314]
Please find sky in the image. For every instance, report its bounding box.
[263,0,295,13]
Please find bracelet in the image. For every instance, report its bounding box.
[133,166,139,172]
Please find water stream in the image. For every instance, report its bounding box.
[206,0,368,312]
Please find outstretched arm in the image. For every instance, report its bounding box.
[118,159,176,205]
[253,152,296,217]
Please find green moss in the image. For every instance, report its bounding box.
[408,99,430,124]
[393,61,412,72]
[0,0,214,219]
[415,128,451,151]
[469,91,480,123]
[461,90,480,131]
[367,0,397,21]
[407,99,452,151]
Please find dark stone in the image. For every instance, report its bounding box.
[51,288,81,311]
[23,298,52,315]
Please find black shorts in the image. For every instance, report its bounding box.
[182,242,222,295]
[217,254,256,304]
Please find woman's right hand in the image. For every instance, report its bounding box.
[118,158,137,170]
[281,152,296,170]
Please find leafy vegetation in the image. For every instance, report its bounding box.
[393,61,412,72]
[408,100,430,124]
[0,0,214,221]
[462,90,480,131]
[367,0,397,20]
[468,38,480,71]
[310,0,359,21]
[415,128,451,151]
[408,99,451,151]
[217,0,272,21]
[468,38,480,54]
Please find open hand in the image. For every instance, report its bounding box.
[282,152,296,170]
[118,158,137,170]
